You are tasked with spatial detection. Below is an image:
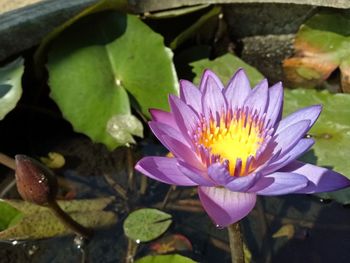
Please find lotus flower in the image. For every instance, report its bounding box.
[135,69,350,227]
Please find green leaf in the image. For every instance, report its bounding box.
[135,254,197,263]
[0,201,22,231]
[0,197,117,240]
[283,89,350,203]
[190,53,264,87]
[283,12,350,91]
[123,208,172,242]
[0,58,24,120]
[170,6,221,50]
[48,11,178,150]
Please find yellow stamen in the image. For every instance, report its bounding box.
[198,111,263,176]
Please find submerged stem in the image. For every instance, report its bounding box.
[228,222,245,263]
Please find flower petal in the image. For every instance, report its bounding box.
[262,138,314,174]
[202,76,227,120]
[135,157,197,186]
[149,121,191,149]
[272,120,311,156]
[198,186,256,227]
[280,161,350,193]
[265,82,283,128]
[226,173,263,192]
[243,79,269,115]
[169,95,199,142]
[253,172,308,195]
[276,105,322,133]
[224,68,251,110]
[199,69,225,92]
[178,161,215,186]
[149,109,177,128]
[179,79,202,113]
[162,135,203,170]
[207,162,232,185]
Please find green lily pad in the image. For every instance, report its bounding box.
[0,58,24,120]
[123,208,172,242]
[190,53,264,87]
[0,197,117,240]
[283,12,350,91]
[48,11,178,150]
[135,254,196,263]
[283,89,350,203]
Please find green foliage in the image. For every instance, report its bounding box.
[0,58,24,120]
[123,208,172,242]
[0,197,116,240]
[48,11,178,150]
[190,53,264,87]
[283,89,350,203]
[135,254,196,263]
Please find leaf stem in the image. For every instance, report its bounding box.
[0,152,16,170]
[227,222,245,263]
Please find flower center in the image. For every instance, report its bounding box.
[196,108,264,176]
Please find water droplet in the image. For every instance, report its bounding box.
[11,240,19,246]
[215,224,225,230]
[135,239,141,244]
[115,79,122,86]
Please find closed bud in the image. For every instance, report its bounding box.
[15,155,58,205]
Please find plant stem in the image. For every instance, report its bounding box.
[227,222,245,263]
[48,199,93,239]
[0,152,16,170]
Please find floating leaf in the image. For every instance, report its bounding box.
[0,201,22,231]
[0,197,116,240]
[283,12,350,91]
[190,53,264,87]
[0,58,24,120]
[40,152,65,169]
[135,254,196,263]
[123,208,172,242]
[48,11,178,150]
[283,89,350,203]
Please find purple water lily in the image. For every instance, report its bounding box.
[135,69,350,227]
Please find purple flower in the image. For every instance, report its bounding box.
[135,69,350,227]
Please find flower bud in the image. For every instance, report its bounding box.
[15,155,58,205]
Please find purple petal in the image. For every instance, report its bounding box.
[243,79,269,115]
[169,95,199,142]
[262,138,314,174]
[224,69,251,110]
[265,82,283,128]
[149,109,177,128]
[149,121,191,149]
[198,186,256,227]
[226,173,263,192]
[253,172,308,195]
[272,120,311,156]
[279,161,350,193]
[202,77,227,120]
[207,162,232,185]
[199,69,225,92]
[179,80,202,113]
[178,161,215,186]
[276,105,322,133]
[162,135,203,170]
[135,157,197,186]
